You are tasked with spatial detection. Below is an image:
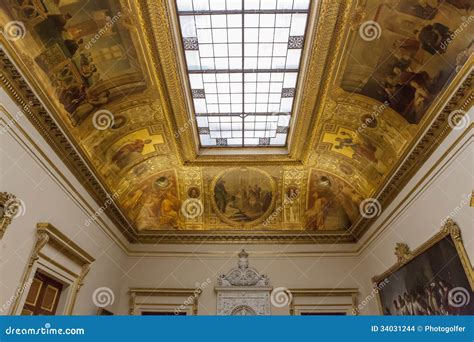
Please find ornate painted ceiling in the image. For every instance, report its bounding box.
[0,0,472,243]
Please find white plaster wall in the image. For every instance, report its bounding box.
[0,90,127,315]
[119,253,360,315]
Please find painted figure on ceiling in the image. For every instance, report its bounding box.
[111,139,152,168]
[334,132,378,164]
[214,180,228,213]
[417,23,453,55]
[306,174,362,231]
[159,192,180,228]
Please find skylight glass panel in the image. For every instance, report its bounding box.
[176,0,310,147]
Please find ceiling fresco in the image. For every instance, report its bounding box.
[0,0,472,243]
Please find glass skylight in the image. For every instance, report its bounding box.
[176,0,310,147]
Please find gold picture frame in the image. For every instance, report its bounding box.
[372,219,474,315]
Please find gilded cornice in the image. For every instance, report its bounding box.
[135,229,357,244]
[0,44,137,242]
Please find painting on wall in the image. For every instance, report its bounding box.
[373,221,474,316]
[305,171,362,231]
[341,0,473,124]
[121,170,181,230]
[3,0,146,125]
[211,168,275,227]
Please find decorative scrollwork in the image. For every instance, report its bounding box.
[217,249,270,287]
[394,243,411,263]
[0,191,21,239]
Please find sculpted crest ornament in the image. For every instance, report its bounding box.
[217,249,270,287]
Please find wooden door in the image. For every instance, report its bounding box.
[21,272,63,315]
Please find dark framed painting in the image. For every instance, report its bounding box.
[373,220,473,315]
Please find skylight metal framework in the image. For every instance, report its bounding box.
[176,0,310,147]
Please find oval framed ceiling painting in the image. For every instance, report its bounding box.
[211,167,276,228]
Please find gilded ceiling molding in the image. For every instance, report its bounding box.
[0,191,22,239]
[0,43,136,242]
[135,230,356,244]
[299,0,355,164]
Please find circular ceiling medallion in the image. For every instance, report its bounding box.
[210,167,276,228]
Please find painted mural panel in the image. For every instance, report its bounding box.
[306,170,363,231]
[211,168,276,227]
[342,0,473,124]
[3,0,146,125]
[121,170,181,230]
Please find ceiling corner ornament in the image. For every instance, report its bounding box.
[394,243,411,263]
[218,249,270,287]
[0,191,22,239]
